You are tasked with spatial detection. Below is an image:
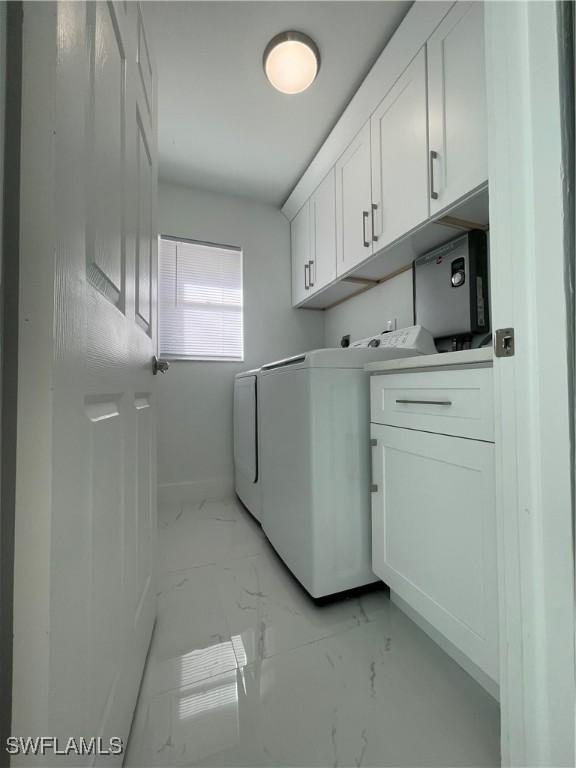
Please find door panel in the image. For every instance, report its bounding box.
[310,168,336,293]
[135,394,154,624]
[86,400,124,734]
[137,6,153,119]
[335,121,372,276]
[13,2,158,761]
[428,2,487,214]
[370,423,498,680]
[88,1,126,307]
[290,201,310,305]
[136,112,153,332]
[371,47,429,248]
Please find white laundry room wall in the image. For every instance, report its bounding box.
[323,269,414,347]
[157,181,325,504]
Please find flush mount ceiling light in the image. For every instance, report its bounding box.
[263,31,320,94]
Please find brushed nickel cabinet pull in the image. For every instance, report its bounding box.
[371,203,378,242]
[396,399,452,406]
[369,438,378,492]
[430,150,439,200]
[362,211,370,247]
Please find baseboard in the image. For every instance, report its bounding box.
[158,477,234,506]
[391,591,500,702]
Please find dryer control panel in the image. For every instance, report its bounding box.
[350,325,437,355]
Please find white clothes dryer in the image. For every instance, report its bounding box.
[259,326,436,598]
[233,368,261,521]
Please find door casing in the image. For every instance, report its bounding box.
[485,2,576,764]
[0,2,21,761]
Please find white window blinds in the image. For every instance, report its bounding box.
[159,236,244,361]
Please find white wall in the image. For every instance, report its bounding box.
[157,181,324,501]
[324,269,414,347]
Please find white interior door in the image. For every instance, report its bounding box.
[13,2,158,761]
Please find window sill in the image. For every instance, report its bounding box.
[159,356,245,363]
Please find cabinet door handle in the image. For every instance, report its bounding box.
[362,211,370,247]
[429,150,439,200]
[395,399,452,406]
[369,438,378,493]
[308,259,315,288]
[371,203,378,242]
[304,262,310,290]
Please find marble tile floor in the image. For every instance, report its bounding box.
[125,497,500,767]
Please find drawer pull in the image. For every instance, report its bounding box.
[396,399,452,406]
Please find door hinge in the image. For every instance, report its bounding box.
[494,328,515,357]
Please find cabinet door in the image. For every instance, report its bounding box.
[309,168,337,293]
[291,201,311,305]
[371,48,429,248]
[335,121,373,276]
[427,2,487,214]
[370,423,498,680]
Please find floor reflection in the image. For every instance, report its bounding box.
[124,499,500,768]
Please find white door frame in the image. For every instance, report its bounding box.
[485,2,575,764]
[0,2,20,759]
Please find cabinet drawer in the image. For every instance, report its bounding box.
[370,366,493,441]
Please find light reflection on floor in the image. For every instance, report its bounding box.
[124,497,500,767]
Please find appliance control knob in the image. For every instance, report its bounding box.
[451,270,465,287]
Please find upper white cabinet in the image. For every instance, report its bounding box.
[291,201,311,306]
[286,1,489,308]
[291,170,338,304]
[371,47,429,249]
[335,121,374,276]
[310,169,337,292]
[427,2,487,214]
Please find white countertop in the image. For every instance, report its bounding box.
[365,346,493,373]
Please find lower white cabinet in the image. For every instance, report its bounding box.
[370,366,498,684]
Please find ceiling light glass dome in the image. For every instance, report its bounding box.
[263,31,320,95]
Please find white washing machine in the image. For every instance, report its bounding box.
[233,368,262,521]
[259,326,436,598]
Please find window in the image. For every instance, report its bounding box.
[158,236,243,361]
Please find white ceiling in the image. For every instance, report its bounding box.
[143,1,412,207]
